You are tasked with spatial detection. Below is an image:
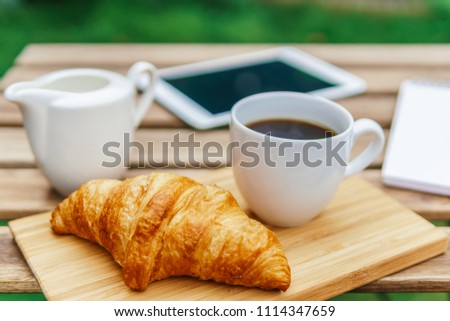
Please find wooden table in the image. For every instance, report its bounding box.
[1,44,450,296]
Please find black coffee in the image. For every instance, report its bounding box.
[247,119,336,140]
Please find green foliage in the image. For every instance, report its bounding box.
[0,0,449,75]
[431,220,450,226]
[0,293,46,301]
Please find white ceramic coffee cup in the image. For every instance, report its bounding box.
[230,92,385,227]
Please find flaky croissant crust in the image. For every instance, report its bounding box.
[51,173,291,291]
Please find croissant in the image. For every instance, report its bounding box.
[50,173,291,291]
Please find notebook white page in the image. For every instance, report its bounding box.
[382,80,450,196]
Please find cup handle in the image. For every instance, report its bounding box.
[345,118,385,177]
[127,61,158,128]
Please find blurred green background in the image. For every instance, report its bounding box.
[0,0,450,76]
[0,0,449,301]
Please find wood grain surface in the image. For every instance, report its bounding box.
[2,169,450,221]
[15,44,450,67]
[4,65,450,94]
[8,168,449,300]
[0,94,395,128]
[2,44,450,295]
[3,226,450,294]
[0,127,388,169]
[0,228,40,293]
[359,229,450,292]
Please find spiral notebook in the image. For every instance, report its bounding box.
[382,80,450,196]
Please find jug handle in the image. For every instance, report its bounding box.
[127,61,158,128]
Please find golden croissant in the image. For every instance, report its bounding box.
[51,173,291,291]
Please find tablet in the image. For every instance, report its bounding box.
[155,47,366,129]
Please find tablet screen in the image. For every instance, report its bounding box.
[164,60,336,115]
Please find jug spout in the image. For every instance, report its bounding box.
[4,81,67,167]
[4,81,65,107]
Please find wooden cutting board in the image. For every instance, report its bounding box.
[9,168,448,300]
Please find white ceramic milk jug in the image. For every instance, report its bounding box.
[4,62,157,196]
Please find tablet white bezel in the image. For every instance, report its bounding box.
[155,47,366,129]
